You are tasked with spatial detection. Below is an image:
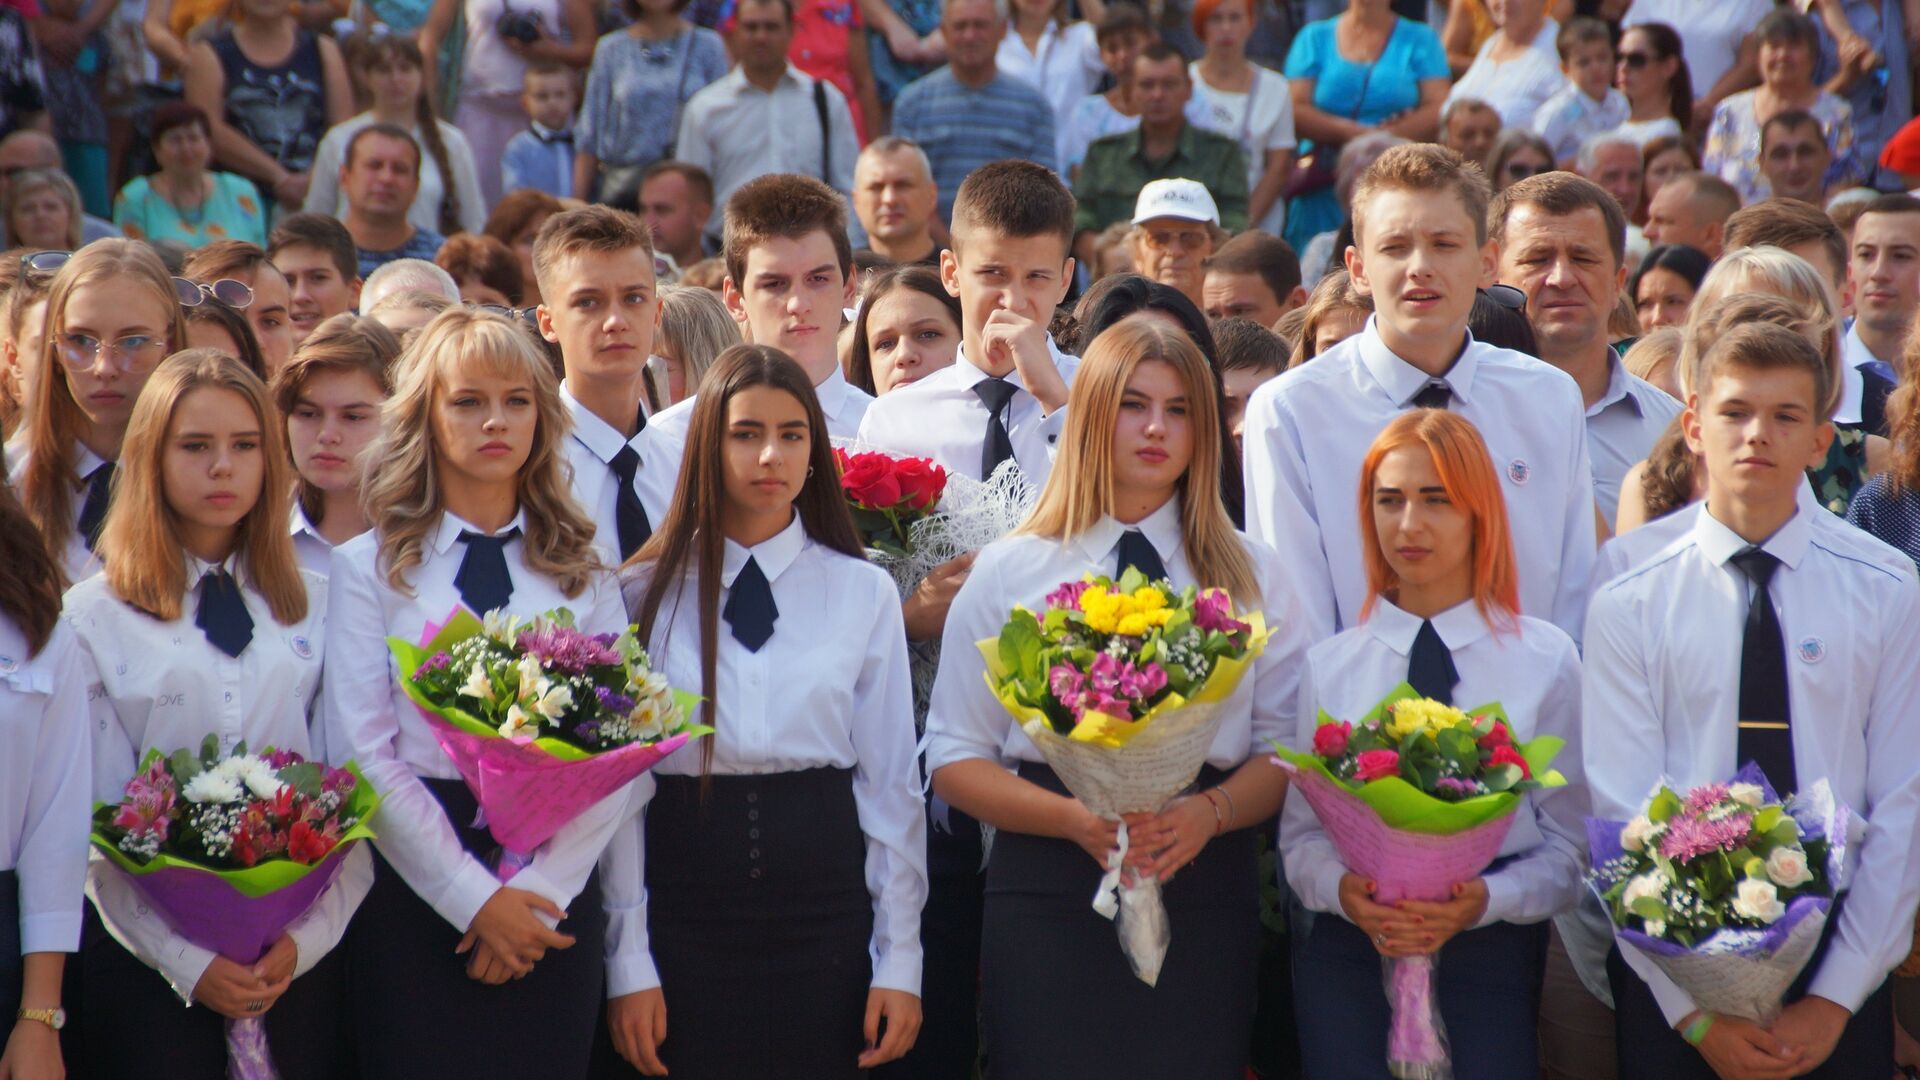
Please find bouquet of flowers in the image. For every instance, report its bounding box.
[1272,685,1568,1080]
[1587,764,1846,1024]
[980,568,1271,984]
[832,447,947,559]
[91,736,380,1080]
[390,608,708,877]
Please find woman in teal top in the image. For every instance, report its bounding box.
[113,101,268,250]
[1282,0,1449,254]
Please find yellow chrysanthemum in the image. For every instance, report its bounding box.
[1383,698,1471,742]
[1132,586,1167,610]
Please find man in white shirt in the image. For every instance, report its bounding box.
[1842,195,1920,433]
[1493,172,1681,529]
[673,0,860,249]
[1242,143,1598,645]
[650,173,872,443]
[533,206,685,565]
[1585,320,1920,1080]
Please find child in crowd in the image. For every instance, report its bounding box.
[503,63,581,202]
[1532,18,1629,168]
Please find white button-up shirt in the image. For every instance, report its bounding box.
[322,510,634,934]
[67,562,371,1000]
[1584,502,1920,1020]
[6,437,108,586]
[601,512,927,995]
[1586,354,1683,531]
[647,365,872,446]
[1242,319,1598,644]
[1278,599,1587,927]
[1837,323,1889,426]
[996,19,1104,170]
[0,617,90,956]
[290,503,336,577]
[674,63,861,243]
[856,342,1078,487]
[924,497,1311,774]
[560,383,685,563]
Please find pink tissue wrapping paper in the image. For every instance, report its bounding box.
[417,710,691,854]
[1288,767,1519,904]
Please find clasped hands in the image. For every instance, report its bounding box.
[1338,873,1489,959]
[1681,996,1851,1080]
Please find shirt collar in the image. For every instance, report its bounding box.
[1587,350,1647,419]
[561,381,646,465]
[721,510,807,588]
[953,338,1070,387]
[1692,500,1813,573]
[815,365,852,419]
[1362,596,1491,656]
[289,502,329,548]
[1355,317,1481,407]
[1126,121,1199,165]
[529,119,571,142]
[1836,324,1876,423]
[432,508,529,556]
[71,440,106,484]
[1071,495,1185,569]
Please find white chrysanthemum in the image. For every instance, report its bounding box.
[460,662,495,702]
[1765,847,1815,888]
[218,755,286,800]
[1728,782,1766,808]
[1621,871,1667,910]
[1620,815,1659,853]
[1643,918,1667,939]
[1733,879,1786,923]
[183,770,245,805]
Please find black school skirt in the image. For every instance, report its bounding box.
[347,777,605,1080]
[981,761,1259,1080]
[639,767,874,1080]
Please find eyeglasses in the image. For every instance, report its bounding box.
[58,331,167,373]
[471,301,541,328]
[173,277,254,310]
[1504,160,1553,180]
[1142,227,1210,251]
[20,249,70,278]
[1617,50,1653,69]
[1480,283,1527,310]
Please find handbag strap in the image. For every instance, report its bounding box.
[813,77,832,181]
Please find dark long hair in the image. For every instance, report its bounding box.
[347,33,463,238]
[0,443,60,655]
[1072,274,1246,527]
[1624,22,1694,131]
[623,345,863,769]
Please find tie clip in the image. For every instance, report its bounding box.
[1736,721,1791,730]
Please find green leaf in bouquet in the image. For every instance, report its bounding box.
[1117,566,1146,593]
[169,746,203,785]
[1042,606,1071,634]
[1138,639,1157,663]
[1742,856,1766,880]
[1766,819,1800,848]
[199,733,222,768]
[998,614,1045,687]
[1628,895,1668,923]
[277,761,325,799]
[1648,787,1682,824]
[1752,805,1784,835]
[1482,762,1521,792]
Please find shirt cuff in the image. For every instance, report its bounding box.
[1477,868,1521,928]
[1296,856,1348,917]
[501,868,568,929]
[1807,949,1874,1014]
[20,910,82,954]
[607,951,662,997]
[286,917,329,980]
[870,944,923,996]
[432,861,506,933]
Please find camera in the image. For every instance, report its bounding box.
[495,7,542,43]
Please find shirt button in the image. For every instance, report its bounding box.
[749,847,761,859]
[749,867,762,879]
[223,692,233,703]
[749,827,760,840]
[747,808,759,822]
[746,792,758,804]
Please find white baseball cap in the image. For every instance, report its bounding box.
[1131,178,1220,226]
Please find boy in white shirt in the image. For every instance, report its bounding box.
[1534,18,1631,167]
[1241,142,1597,644]
[1585,321,1920,1080]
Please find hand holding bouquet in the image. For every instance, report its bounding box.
[91,736,380,1079]
[832,448,947,558]
[391,608,709,874]
[1587,764,1845,1025]
[1273,686,1568,1080]
[980,568,1270,984]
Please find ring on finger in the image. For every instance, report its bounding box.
[1374,932,1388,947]
[246,999,266,1012]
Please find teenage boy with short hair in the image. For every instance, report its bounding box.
[1211,316,1286,455]
[532,205,683,564]
[1585,320,1920,1080]
[648,172,872,441]
[269,212,363,344]
[1241,142,1597,643]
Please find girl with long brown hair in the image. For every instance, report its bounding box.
[65,349,365,1078]
[0,446,89,1080]
[1282,407,1584,1078]
[925,314,1310,1076]
[603,344,925,1078]
[321,308,628,1078]
[10,241,189,586]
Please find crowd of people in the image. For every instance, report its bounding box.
[6,0,1920,1078]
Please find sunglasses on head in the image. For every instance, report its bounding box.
[20,249,70,277]
[173,277,255,310]
[470,301,541,328]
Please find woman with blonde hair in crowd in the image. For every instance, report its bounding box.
[1287,268,1371,368]
[11,242,189,584]
[646,284,741,410]
[2,171,83,252]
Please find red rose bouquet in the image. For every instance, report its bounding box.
[832,448,947,558]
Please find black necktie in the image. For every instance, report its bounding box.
[1731,547,1795,792]
[609,445,652,561]
[195,568,254,658]
[723,556,778,652]
[1407,619,1458,706]
[1115,528,1168,582]
[455,528,521,617]
[974,377,1018,479]
[77,462,113,552]
[1411,381,1452,410]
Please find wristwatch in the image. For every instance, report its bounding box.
[17,1007,64,1031]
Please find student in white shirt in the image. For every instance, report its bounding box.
[322,309,633,1078]
[9,242,188,587]
[530,206,686,569]
[67,350,367,1078]
[602,344,925,1079]
[926,315,1309,1076]
[647,174,873,444]
[270,315,401,576]
[1586,322,1920,1080]
[0,472,88,1080]
[1279,407,1585,1079]
[1242,142,1598,645]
